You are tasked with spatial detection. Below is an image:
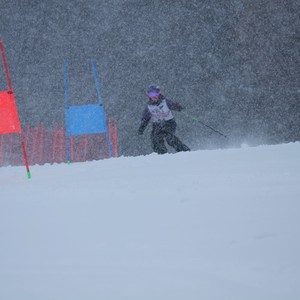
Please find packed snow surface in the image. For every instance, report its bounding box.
[1,143,300,300]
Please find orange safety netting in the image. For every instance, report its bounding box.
[0,90,21,134]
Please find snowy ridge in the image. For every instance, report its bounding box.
[0,143,300,300]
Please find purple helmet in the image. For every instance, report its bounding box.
[146,84,161,98]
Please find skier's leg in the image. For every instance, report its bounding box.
[166,134,190,152]
[151,124,168,154]
[164,120,190,152]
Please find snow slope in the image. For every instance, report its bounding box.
[0,143,300,300]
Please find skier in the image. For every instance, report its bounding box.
[138,85,190,154]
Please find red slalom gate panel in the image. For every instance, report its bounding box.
[0,91,21,134]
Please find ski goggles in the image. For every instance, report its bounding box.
[147,91,160,98]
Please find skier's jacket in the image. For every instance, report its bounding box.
[138,95,183,134]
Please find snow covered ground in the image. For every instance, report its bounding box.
[0,142,300,300]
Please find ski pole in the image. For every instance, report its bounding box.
[181,111,228,139]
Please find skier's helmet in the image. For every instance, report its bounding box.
[146,84,160,98]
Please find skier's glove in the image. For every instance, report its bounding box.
[138,125,145,135]
[138,127,144,135]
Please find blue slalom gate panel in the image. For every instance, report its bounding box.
[66,104,107,136]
